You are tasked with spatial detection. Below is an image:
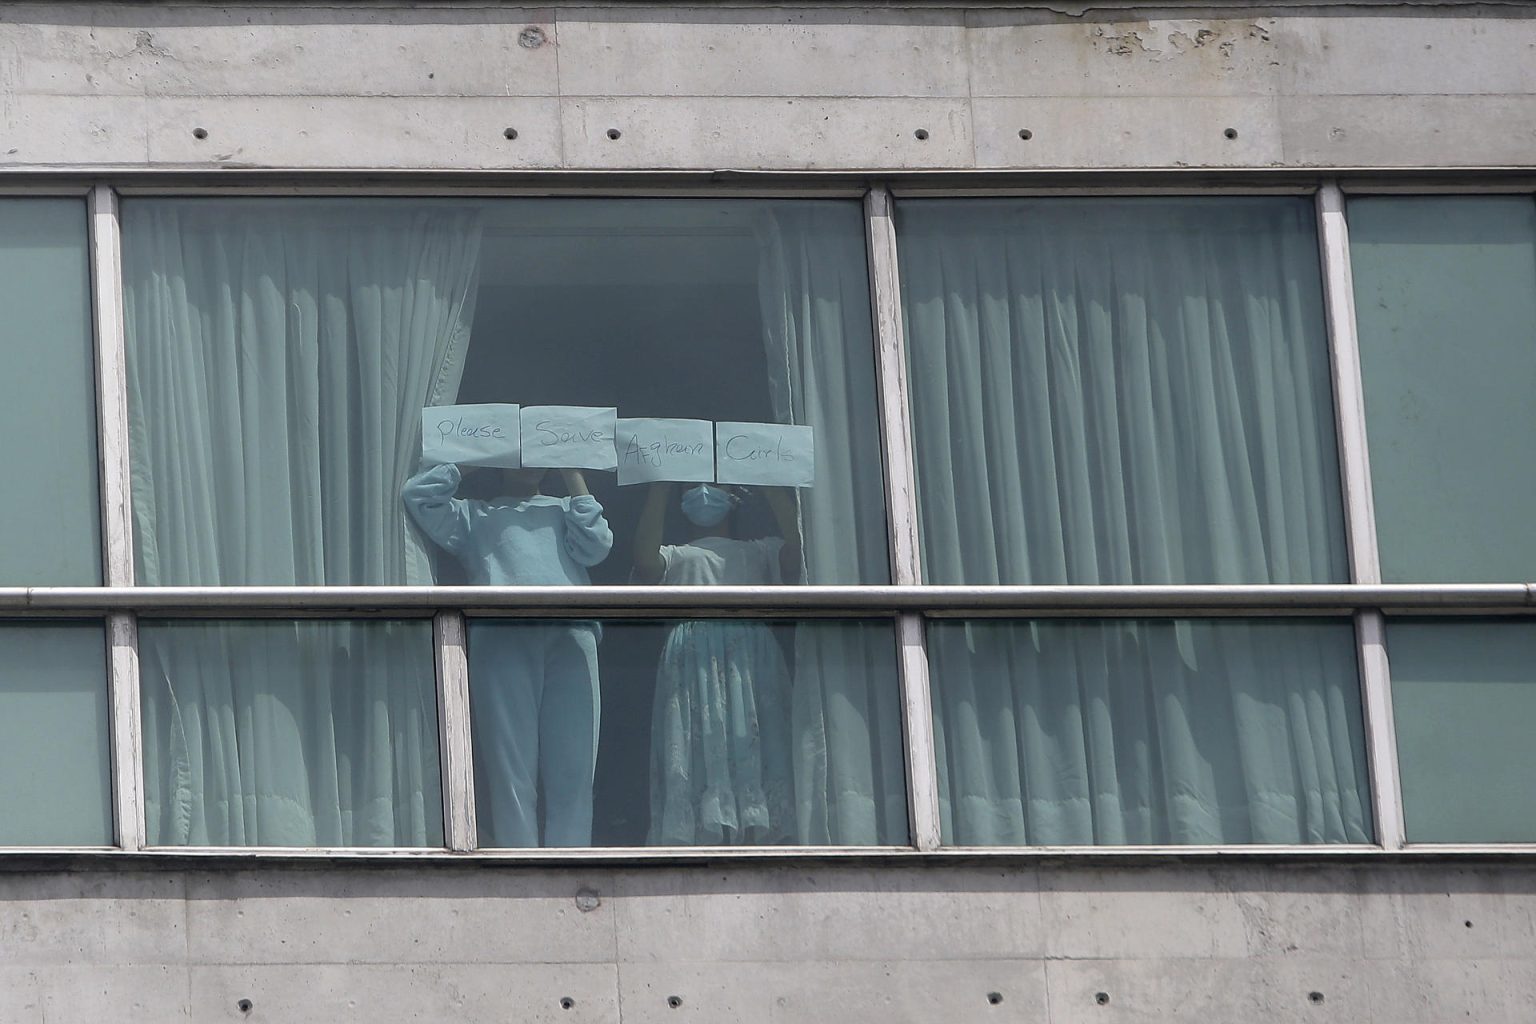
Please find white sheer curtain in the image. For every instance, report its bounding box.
[757,205,908,845]
[899,198,1370,845]
[125,200,483,845]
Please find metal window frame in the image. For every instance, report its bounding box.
[7,172,1533,860]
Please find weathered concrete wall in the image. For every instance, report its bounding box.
[2,861,1534,1023]
[1,2,1534,172]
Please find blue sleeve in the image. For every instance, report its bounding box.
[564,494,614,568]
[402,463,473,555]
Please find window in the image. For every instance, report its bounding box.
[5,181,1525,855]
[897,197,1347,586]
[928,618,1370,846]
[0,623,112,846]
[139,619,440,848]
[468,619,905,848]
[897,197,1368,847]
[121,196,896,849]
[1348,196,1536,582]
[1389,620,1536,844]
[0,199,100,585]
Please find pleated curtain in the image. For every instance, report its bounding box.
[898,198,1372,845]
[124,200,483,845]
[757,206,909,845]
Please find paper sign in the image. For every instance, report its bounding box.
[615,418,715,485]
[520,406,619,471]
[421,404,521,468]
[714,422,815,487]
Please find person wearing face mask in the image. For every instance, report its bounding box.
[633,480,802,845]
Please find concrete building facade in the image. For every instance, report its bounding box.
[1,2,1534,1022]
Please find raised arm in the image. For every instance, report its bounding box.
[402,462,473,555]
[632,481,674,584]
[763,486,804,584]
[560,469,614,568]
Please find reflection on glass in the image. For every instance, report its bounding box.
[0,623,112,845]
[1391,620,1536,843]
[927,618,1371,846]
[1349,196,1536,582]
[139,620,441,848]
[0,200,101,585]
[897,197,1346,586]
[123,198,888,589]
[469,619,906,848]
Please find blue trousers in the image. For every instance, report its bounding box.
[470,623,600,847]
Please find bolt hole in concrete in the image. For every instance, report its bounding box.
[519,26,546,48]
[1018,128,1033,140]
[987,992,1004,1006]
[560,997,575,1010]
[667,996,683,1009]
[192,127,208,140]
[236,998,253,1013]
[1309,991,1325,1005]
[504,127,519,140]
[914,128,930,140]
[1095,992,1111,1006]
[1465,920,1474,928]
[606,128,622,140]
[1224,127,1239,139]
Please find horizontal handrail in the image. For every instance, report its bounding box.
[0,584,1531,615]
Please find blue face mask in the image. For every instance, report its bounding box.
[681,484,734,527]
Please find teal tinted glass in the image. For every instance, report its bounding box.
[927,618,1371,846]
[1391,619,1536,843]
[123,198,887,588]
[896,197,1345,586]
[0,622,112,845]
[0,200,101,584]
[1349,196,1536,582]
[467,618,905,848]
[139,619,441,848]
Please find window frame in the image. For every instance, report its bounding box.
[0,173,1530,858]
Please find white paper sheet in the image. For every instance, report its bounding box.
[519,405,620,471]
[615,417,716,485]
[421,404,522,468]
[714,421,815,487]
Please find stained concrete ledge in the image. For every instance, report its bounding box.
[1,860,1533,1022]
[2,3,1535,172]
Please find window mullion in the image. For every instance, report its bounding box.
[1319,182,1404,850]
[434,610,477,852]
[1317,181,1382,585]
[864,185,923,588]
[865,186,940,850]
[89,184,145,850]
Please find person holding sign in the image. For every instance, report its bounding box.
[633,481,803,845]
[402,461,613,847]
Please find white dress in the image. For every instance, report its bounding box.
[648,536,794,845]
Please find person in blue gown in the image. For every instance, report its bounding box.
[404,462,612,846]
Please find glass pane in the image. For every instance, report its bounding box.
[1349,196,1536,582]
[0,200,101,585]
[1391,619,1536,843]
[897,197,1346,585]
[0,623,112,845]
[467,618,905,847]
[139,619,441,848]
[123,198,887,587]
[927,618,1371,846]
